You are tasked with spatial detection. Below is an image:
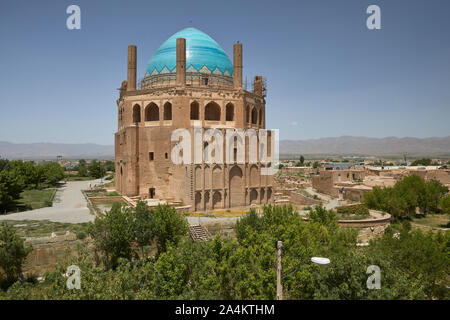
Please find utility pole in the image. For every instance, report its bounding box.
[276,241,283,300]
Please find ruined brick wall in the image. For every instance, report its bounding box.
[283,190,322,206]
[424,169,450,185]
[356,224,389,243]
[274,174,311,189]
[280,167,317,175]
[312,171,336,196]
[341,188,370,202]
[22,233,93,276]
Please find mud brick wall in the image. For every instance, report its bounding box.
[23,233,93,276]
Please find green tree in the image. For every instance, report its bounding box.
[40,162,65,187]
[424,180,448,213]
[411,158,432,166]
[308,205,338,229]
[151,239,219,299]
[364,175,448,218]
[150,204,188,255]
[77,165,88,177]
[0,170,25,212]
[0,204,448,300]
[0,222,32,288]
[235,208,263,241]
[104,160,115,172]
[368,226,449,299]
[133,201,153,257]
[88,160,106,179]
[313,161,320,169]
[439,194,450,214]
[10,161,39,189]
[393,175,426,215]
[87,203,134,269]
[77,159,88,177]
[0,159,10,172]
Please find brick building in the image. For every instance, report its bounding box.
[115,27,275,211]
[312,165,450,201]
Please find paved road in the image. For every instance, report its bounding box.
[0,178,104,224]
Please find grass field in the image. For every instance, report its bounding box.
[17,189,56,210]
[0,220,89,238]
[412,214,449,229]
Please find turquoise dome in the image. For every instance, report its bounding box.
[144,27,233,77]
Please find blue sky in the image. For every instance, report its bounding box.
[0,0,449,145]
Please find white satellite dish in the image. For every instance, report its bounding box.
[311,257,330,265]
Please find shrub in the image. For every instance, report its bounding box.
[336,204,369,216]
[75,229,87,240]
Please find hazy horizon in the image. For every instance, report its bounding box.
[2,134,450,146]
[2,136,450,160]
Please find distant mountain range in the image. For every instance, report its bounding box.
[280,136,450,157]
[1,136,449,160]
[0,141,114,160]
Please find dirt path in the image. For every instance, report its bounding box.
[305,187,339,210]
